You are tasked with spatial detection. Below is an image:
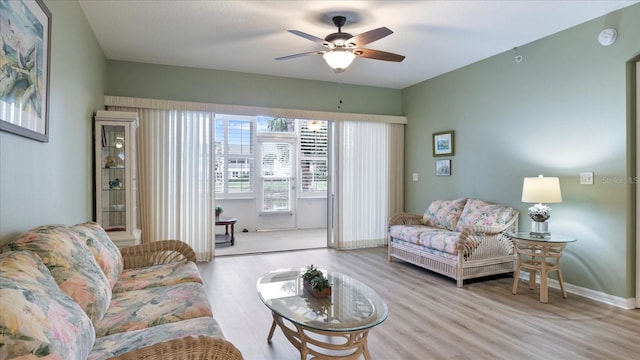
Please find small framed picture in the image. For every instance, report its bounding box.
[432,130,455,157]
[436,159,451,176]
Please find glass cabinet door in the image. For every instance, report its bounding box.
[99,124,128,232]
[94,110,140,248]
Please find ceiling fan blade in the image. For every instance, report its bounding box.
[354,48,405,62]
[275,51,325,61]
[347,27,393,47]
[288,30,327,45]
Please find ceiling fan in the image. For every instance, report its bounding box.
[275,16,405,73]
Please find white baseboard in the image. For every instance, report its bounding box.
[520,273,636,310]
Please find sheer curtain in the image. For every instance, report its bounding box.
[334,121,404,249]
[110,106,215,261]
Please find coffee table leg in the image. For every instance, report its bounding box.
[363,341,372,360]
[268,311,371,360]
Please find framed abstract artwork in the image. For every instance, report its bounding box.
[0,0,51,142]
[432,130,454,157]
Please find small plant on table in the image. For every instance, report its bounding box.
[302,264,331,298]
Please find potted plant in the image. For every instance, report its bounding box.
[215,205,223,218]
[301,264,331,298]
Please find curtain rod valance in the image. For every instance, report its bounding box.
[104,96,407,124]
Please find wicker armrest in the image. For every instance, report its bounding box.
[457,214,519,253]
[388,212,423,230]
[109,336,244,360]
[120,240,197,270]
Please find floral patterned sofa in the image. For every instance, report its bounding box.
[0,222,243,360]
[388,198,519,287]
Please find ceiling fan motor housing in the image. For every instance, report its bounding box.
[324,32,354,46]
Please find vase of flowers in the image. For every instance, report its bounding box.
[301,264,331,298]
[528,203,551,222]
[215,205,223,218]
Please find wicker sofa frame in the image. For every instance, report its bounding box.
[388,212,519,287]
[111,335,243,360]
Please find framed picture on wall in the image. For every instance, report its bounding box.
[436,159,451,176]
[0,0,52,142]
[432,130,454,157]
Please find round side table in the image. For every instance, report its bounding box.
[506,232,576,303]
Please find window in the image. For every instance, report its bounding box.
[257,116,296,134]
[299,120,328,196]
[215,115,328,200]
[215,115,254,197]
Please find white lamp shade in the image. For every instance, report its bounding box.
[323,49,356,71]
[521,175,562,203]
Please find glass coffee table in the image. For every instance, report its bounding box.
[257,268,388,360]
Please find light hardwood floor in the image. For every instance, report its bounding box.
[197,247,640,360]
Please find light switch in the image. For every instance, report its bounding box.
[412,173,419,181]
[580,172,594,185]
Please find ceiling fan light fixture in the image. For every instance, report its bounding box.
[323,49,356,72]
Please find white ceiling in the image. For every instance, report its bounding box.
[78,0,637,89]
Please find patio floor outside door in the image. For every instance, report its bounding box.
[214,228,326,256]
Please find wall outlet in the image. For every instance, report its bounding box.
[580,172,594,185]
[412,173,419,181]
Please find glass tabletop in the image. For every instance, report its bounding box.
[257,268,388,332]
[506,232,577,243]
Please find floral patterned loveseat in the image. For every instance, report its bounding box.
[0,222,242,360]
[388,198,519,287]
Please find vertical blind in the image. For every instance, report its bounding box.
[335,121,404,249]
[110,106,215,261]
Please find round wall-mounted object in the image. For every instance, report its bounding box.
[597,28,617,46]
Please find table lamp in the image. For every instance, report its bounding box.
[521,175,562,237]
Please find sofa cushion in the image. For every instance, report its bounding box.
[113,261,203,293]
[421,198,468,231]
[389,225,422,244]
[4,225,112,326]
[0,251,96,360]
[390,225,460,255]
[417,229,461,255]
[95,282,213,337]
[455,199,517,232]
[88,317,224,360]
[72,221,123,289]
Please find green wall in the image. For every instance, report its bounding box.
[0,0,106,245]
[402,4,639,298]
[106,61,403,116]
